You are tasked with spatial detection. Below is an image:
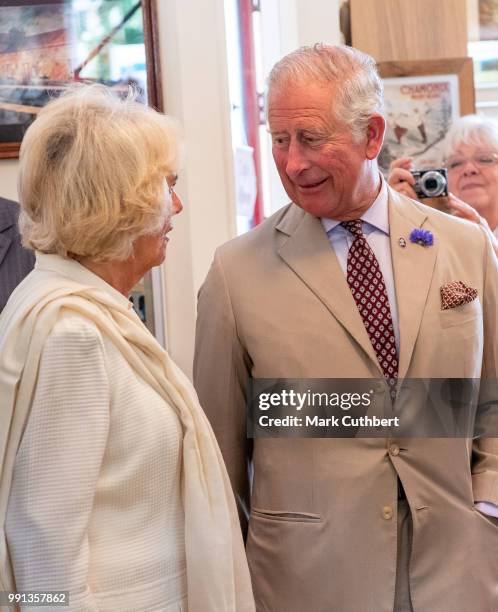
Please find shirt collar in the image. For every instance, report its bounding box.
[320,175,389,235]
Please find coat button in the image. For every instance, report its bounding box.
[382,505,394,520]
[389,444,400,456]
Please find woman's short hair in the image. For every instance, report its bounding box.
[267,43,384,142]
[442,114,498,161]
[19,84,181,262]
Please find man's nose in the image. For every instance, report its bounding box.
[285,141,311,177]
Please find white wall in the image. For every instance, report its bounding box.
[294,0,341,49]
[156,0,236,377]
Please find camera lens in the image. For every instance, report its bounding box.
[420,171,447,197]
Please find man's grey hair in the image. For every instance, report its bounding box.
[267,43,384,142]
[442,114,498,161]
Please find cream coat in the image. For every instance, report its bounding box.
[194,188,498,612]
[0,253,255,612]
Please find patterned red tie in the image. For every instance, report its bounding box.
[341,221,398,391]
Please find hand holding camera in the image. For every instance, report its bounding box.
[388,156,419,199]
[388,157,498,254]
[388,157,448,200]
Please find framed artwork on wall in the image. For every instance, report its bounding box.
[377,58,475,176]
[0,0,161,159]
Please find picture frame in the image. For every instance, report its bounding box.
[0,0,162,159]
[377,58,475,176]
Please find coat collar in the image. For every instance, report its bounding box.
[275,188,438,378]
[34,252,133,310]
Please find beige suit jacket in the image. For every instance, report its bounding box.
[194,188,498,612]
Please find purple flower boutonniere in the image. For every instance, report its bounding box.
[409,228,434,247]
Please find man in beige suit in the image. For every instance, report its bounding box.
[194,45,498,612]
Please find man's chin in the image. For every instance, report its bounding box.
[294,198,340,219]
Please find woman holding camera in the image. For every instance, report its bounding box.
[0,85,254,612]
[388,114,498,253]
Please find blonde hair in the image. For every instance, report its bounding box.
[267,43,384,142]
[18,84,181,262]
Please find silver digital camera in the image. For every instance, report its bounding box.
[410,168,448,199]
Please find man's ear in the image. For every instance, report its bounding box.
[365,113,386,160]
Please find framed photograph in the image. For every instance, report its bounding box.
[0,0,161,159]
[377,58,475,176]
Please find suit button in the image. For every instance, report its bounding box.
[382,505,394,520]
[389,444,400,456]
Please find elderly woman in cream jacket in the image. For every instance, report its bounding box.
[0,86,254,612]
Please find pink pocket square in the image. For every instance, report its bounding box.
[440,281,478,310]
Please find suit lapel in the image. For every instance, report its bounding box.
[388,190,438,378]
[276,205,383,375]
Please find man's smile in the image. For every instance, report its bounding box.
[296,177,328,191]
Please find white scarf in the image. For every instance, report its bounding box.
[0,253,254,612]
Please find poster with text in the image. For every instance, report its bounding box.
[379,74,460,176]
